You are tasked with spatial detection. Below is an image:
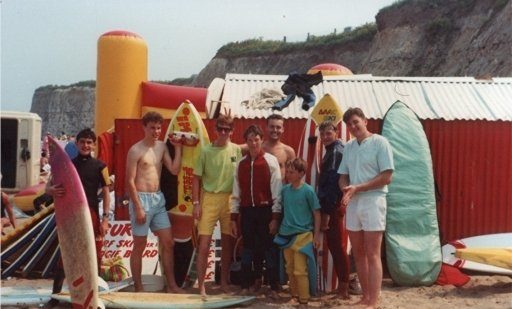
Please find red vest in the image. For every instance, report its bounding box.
[237,151,272,207]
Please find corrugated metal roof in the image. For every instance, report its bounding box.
[219,74,512,121]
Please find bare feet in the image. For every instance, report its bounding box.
[285,296,299,305]
[220,284,234,294]
[199,284,207,298]
[166,286,185,293]
[268,290,280,300]
[353,297,369,306]
[250,278,262,293]
[133,284,144,293]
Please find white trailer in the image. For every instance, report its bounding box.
[1,111,42,192]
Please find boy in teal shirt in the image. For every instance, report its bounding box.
[278,158,321,308]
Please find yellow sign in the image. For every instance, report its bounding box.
[309,94,343,126]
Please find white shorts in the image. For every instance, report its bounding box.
[346,194,386,232]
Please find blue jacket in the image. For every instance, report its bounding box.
[317,140,344,213]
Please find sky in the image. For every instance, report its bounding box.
[1,0,396,112]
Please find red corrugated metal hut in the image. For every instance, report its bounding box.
[109,72,512,244]
[208,73,512,243]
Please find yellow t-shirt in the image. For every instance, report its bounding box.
[194,142,242,193]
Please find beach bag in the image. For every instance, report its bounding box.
[100,255,130,282]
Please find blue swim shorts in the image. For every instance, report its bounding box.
[129,191,170,236]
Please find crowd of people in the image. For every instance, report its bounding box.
[41,107,393,309]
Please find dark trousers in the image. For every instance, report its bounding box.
[240,207,278,290]
[325,208,350,284]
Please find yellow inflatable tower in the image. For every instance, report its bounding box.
[95,30,147,134]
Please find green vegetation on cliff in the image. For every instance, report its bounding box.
[379,0,477,13]
[379,0,508,14]
[36,80,96,91]
[35,76,197,91]
[216,23,377,58]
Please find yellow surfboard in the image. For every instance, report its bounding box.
[455,248,512,270]
[309,93,343,126]
[165,100,209,242]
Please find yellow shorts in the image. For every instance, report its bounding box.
[197,191,231,236]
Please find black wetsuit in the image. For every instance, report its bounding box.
[72,153,109,229]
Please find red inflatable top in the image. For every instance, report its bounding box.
[101,30,143,38]
[141,82,207,113]
[308,63,353,75]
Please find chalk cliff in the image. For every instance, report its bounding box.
[30,86,95,136]
[31,0,511,134]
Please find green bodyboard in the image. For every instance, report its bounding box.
[382,101,441,286]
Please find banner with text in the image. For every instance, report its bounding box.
[100,221,160,275]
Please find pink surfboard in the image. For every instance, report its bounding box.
[48,136,103,309]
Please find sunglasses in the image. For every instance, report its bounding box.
[216,126,232,133]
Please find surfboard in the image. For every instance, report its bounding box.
[297,93,344,185]
[164,100,210,242]
[48,136,103,309]
[455,248,512,270]
[53,292,256,309]
[382,101,442,286]
[2,214,56,278]
[21,224,58,276]
[296,93,348,293]
[1,204,54,249]
[1,278,130,306]
[41,245,61,278]
[1,286,53,306]
[442,232,512,275]
[1,211,53,262]
[206,77,226,118]
[117,274,165,292]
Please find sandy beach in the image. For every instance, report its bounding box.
[2,273,511,309]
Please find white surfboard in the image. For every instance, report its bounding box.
[117,274,165,292]
[442,233,512,275]
[53,291,256,309]
[206,77,225,118]
[1,278,128,306]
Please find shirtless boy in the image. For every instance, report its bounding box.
[126,111,183,293]
[262,114,296,181]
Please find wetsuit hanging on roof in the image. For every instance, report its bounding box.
[272,72,323,111]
